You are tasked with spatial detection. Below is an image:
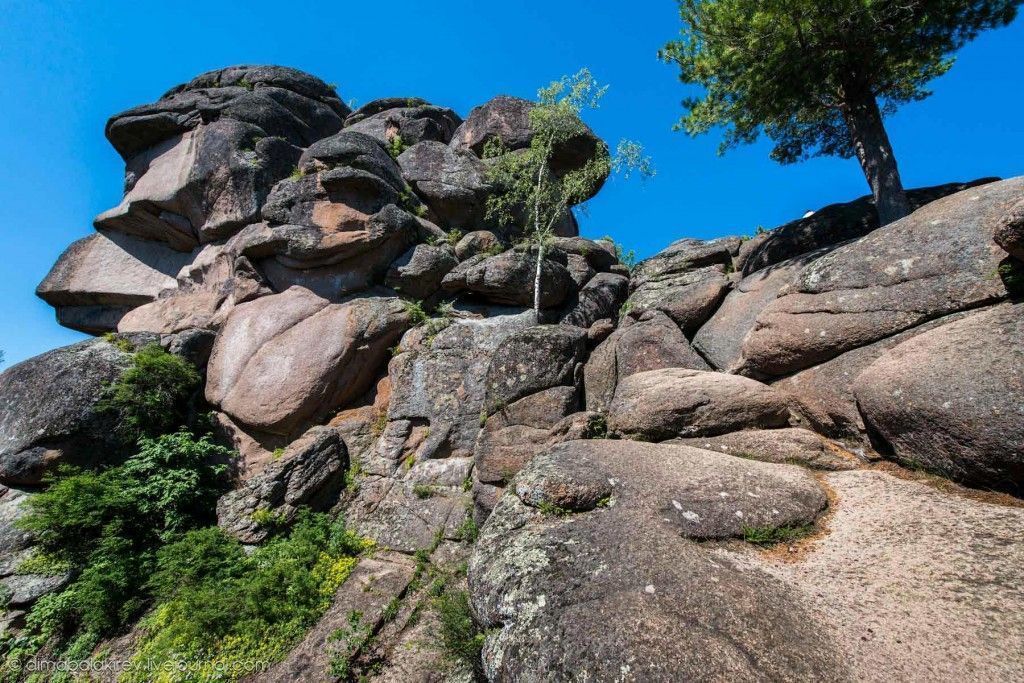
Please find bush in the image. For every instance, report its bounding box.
[99,344,201,444]
[126,513,373,682]
[6,432,232,653]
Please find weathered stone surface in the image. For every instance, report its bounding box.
[739,178,999,276]
[385,311,535,463]
[584,311,710,412]
[0,574,70,609]
[483,325,586,416]
[853,303,1024,490]
[626,265,731,334]
[470,440,839,681]
[559,272,628,329]
[345,101,461,147]
[741,178,1022,376]
[105,65,347,161]
[671,428,861,471]
[631,237,738,290]
[762,469,1024,681]
[217,427,347,543]
[550,236,618,271]
[36,230,197,333]
[96,119,302,249]
[607,368,790,441]
[398,142,490,229]
[693,250,826,371]
[773,309,976,440]
[441,250,573,308]
[475,386,579,486]
[205,287,410,435]
[453,230,503,261]
[995,197,1024,260]
[0,336,154,485]
[385,243,458,299]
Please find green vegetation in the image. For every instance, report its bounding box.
[1,431,232,679]
[387,133,408,159]
[456,515,479,543]
[537,500,571,517]
[98,344,202,444]
[484,69,652,317]
[600,235,638,271]
[412,484,436,499]
[582,413,608,439]
[741,523,816,547]
[124,513,372,681]
[289,166,305,181]
[660,0,1020,224]
[434,590,486,678]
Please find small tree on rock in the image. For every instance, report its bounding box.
[484,69,653,318]
[660,0,1020,225]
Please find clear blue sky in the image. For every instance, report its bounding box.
[2,1,1022,366]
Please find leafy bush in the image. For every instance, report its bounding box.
[125,513,372,682]
[2,432,232,669]
[98,344,201,444]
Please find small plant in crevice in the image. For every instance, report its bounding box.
[434,589,486,679]
[413,484,436,500]
[537,500,571,517]
[387,133,408,159]
[288,166,305,181]
[582,414,608,439]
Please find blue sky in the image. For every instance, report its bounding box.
[2,1,1022,366]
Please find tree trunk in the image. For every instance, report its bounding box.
[840,89,910,226]
[533,240,544,322]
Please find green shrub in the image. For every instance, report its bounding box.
[125,513,373,682]
[98,344,201,444]
[5,432,232,660]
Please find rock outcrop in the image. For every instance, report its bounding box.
[9,64,1024,682]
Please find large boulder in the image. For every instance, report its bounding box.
[382,310,536,466]
[853,303,1024,490]
[36,230,197,333]
[692,249,826,371]
[469,440,839,681]
[344,99,461,147]
[441,250,574,308]
[584,310,710,412]
[741,178,1023,377]
[97,65,347,250]
[773,309,977,440]
[626,237,739,335]
[205,287,410,435]
[96,119,302,250]
[482,325,586,416]
[559,272,628,329]
[105,65,347,160]
[0,336,153,485]
[217,427,347,543]
[738,178,999,276]
[384,243,459,300]
[607,368,790,441]
[397,142,491,230]
[451,95,608,198]
[995,197,1024,260]
[671,428,861,471]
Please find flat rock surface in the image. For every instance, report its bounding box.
[671,427,861,471]
[753,470,1024,682]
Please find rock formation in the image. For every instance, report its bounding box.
[3,65,1022,681]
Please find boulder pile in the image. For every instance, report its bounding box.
[3,65,1022,681]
